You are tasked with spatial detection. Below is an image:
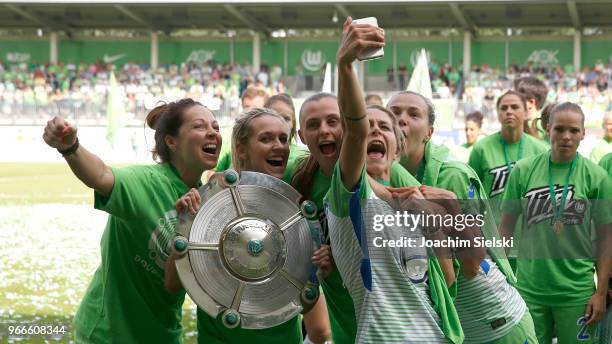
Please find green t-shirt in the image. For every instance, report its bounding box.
[501,152,612,306]
[590,138,612,164]
[75,164,190,344]
[197,309,302,344]
[598,152,612,176]
[469,132,547,224]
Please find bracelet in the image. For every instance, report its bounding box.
[344,113,367,121]
[58,137,79,157]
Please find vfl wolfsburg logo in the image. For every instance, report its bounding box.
[489,164,514,197]
[527,50,559,67]
[410,49,431,68]
[523,185,586,226]
[301,50,325,72]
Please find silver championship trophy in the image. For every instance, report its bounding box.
[173,170,321,329]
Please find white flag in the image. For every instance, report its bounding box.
[407,49,432,100]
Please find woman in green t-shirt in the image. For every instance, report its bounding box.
[500,102,612,344]
[43,99,222,344]
[167,107,330,344]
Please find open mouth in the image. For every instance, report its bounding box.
[202,143,218,155]
[266,157,284,167]
[367,140,386,159]
[319,142,337,156]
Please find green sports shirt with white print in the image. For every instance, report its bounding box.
[468,132,547,225]
[599,152,612,176]
[502,152,612,306]
[76,164,190,344]
[325,163,463,344]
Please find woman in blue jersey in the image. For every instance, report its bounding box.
[323,17,463,344]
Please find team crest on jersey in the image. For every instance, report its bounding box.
[148,209,178,269]
[402,255,428,284]
[523,185,586,227]
[488,164,514,197]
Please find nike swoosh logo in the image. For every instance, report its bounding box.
[103,53,126,63]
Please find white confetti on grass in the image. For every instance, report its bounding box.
[0,205,198,343]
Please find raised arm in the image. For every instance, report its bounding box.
[336,16,385,191]
[43,116,115,198]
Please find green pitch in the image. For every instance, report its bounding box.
[0,163,94,205]
[0,163,198,343]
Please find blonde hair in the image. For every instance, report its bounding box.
[231,108,288,173]
[367,104,406,157]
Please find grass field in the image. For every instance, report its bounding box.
[0,163,198,343]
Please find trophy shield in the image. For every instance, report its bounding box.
[173,170,320,329]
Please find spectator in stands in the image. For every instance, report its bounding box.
[365,93,383,106]
[590,111,612,163]
[463,111,484,152]
[241,85,268,112]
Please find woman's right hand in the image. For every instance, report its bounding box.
[43,116,78,150]
[176,188,201,215]
[337,16,385,67]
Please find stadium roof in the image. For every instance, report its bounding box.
[1,0,611,35]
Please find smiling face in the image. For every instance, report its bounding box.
[365,108,398,180]
[172,105,222,172]
[298,97,343,173]
[237,115,290,179]
[387,92,432,159]
[498,94,527,130]
[547,110,585,161]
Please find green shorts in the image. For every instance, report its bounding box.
[527,301,597,344]
[487,310,538,344]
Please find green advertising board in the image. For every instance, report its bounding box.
[2,36,611,74]
[158,40,231,66]
[287,40,338,75]
[260,40,283,68]
[582,39,612,67]
[234,40,252,66]
[396,41,452,72]
[471,41,506,68]
[508,39,573,67]
[58,40,149,66]
[0,39,49,65]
